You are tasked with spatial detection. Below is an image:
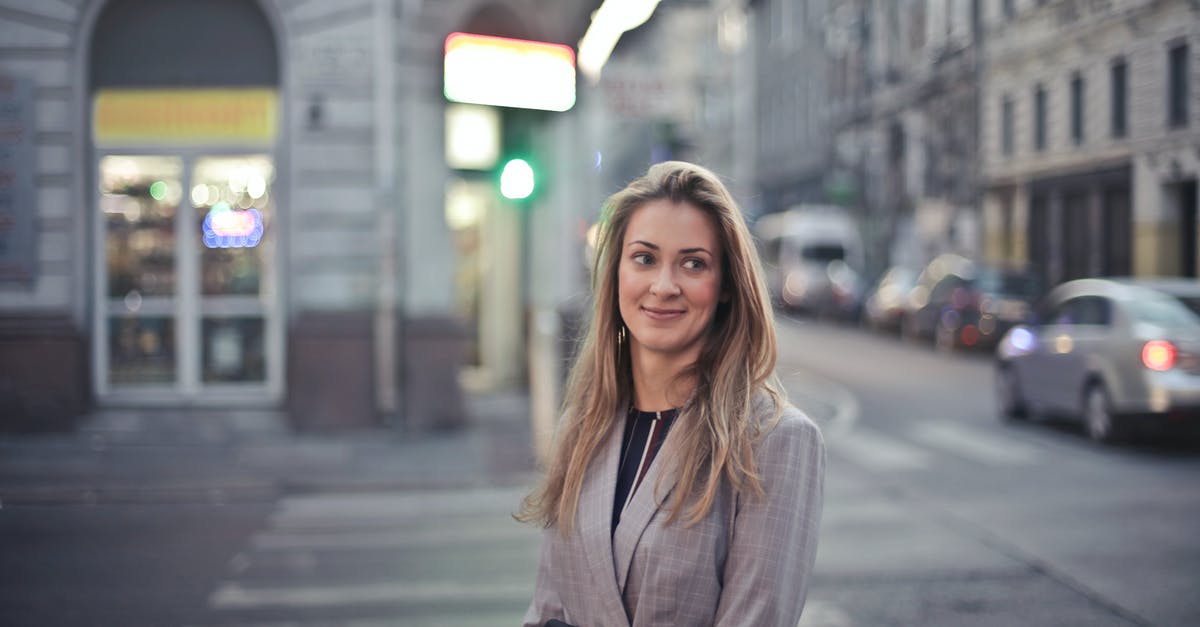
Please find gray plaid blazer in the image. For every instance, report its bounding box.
[524,395,825,627]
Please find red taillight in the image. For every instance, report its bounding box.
[1142,340,1177,371]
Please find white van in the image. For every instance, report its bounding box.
[754,204,865,318]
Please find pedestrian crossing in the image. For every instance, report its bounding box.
[197,486,541,626]
[192,424,1045,625]
[831,420,1044,472]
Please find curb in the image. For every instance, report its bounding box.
[784,368,860,443]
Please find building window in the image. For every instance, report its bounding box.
[1168,42,1190,128]
[1111,58,1127,138]
[1001,95,1014,156]
[1070,72,1085,145]
[1034,83,1047,151]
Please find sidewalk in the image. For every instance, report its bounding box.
[0,391,538,506]
[0,385,845,508]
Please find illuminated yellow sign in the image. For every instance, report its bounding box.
[93,88,278,146]
[444,33,576,112]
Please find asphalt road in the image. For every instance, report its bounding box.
[778,316,1200,627]
[2,318,1198,626]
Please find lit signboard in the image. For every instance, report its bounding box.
[93,88,278,146]
[444,33,576,112]
[445,104,500,170]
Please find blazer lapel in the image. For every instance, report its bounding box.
[577,415,630,625]
[611,416,683,593]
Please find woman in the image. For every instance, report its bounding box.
[520,161,825,627]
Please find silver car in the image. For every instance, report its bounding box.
[995,278,1200,443]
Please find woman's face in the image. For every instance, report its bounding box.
[618,198,724,365]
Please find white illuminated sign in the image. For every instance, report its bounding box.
[444,33,576,112]
[445,104,500,170]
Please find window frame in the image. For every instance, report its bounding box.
[1033,83,1047,152]
[1001,94,1014,157]
[1110,57,1128,138]
[1070,71,1085,145]
[1168,41,1190,128]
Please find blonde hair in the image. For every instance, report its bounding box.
[518,161,783,533]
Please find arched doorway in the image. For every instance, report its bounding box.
[88,0,283,405]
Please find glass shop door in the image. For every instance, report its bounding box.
[94,152,281,404]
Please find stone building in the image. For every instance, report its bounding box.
[746,0,984,279]
[750,0,833,218]
[980,0,1200,287]
[823,0,984,277]
[0,0,595,431]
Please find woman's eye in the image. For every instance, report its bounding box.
[632,252,654,265]
[683,258,707,270]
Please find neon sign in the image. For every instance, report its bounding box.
[203,202,263,249]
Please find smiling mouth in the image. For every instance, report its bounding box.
[641,306,685,320]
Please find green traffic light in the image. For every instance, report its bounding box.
[149,180,168,201]
[500,158,535,200]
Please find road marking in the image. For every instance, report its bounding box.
[799,599,854,627]
[784,368,861,443]
[208,487,542,620]
[270,487,526,525]
[209,579,534,610]
[251,522,538,551]
[909,421,1040,466]
[832,427,931,471]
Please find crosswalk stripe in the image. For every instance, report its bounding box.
[208,486,541,618]
[833,421,1045,472]
[250,522,538,551]
[270,487,527,525]
[833,427,931,471]
[908,421,1041,466]
[799,599,854,627]
[189,617,517,627]
[209,579,534,610]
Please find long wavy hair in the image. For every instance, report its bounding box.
[518,161,783,534]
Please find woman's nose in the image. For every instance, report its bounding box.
[650,267,681,296]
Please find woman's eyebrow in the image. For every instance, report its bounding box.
[627,240,712,256]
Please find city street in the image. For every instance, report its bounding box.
[3,319,1200,626]
[778,317,1200,627]
[3,1,1200,625]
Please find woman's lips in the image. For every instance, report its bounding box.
[641,306,685,321]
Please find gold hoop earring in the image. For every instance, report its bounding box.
[618,324,627,345]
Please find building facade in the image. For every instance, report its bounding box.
[823,0,984,277]
[981,0,1200,288]
[0,0,593,431]
[747,0,984,280]
[751,0,832,219]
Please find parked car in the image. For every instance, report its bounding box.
[755,205,865,320]
[995,278,1200,443]
[863,265,918,333]
[901,254,1040,351]
[1133,277,1200,317]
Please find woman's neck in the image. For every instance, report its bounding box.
[629,348,696,412]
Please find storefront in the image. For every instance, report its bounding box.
[1026,164,1133,289]
[86,1,282,407]
[0,0,595,432]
